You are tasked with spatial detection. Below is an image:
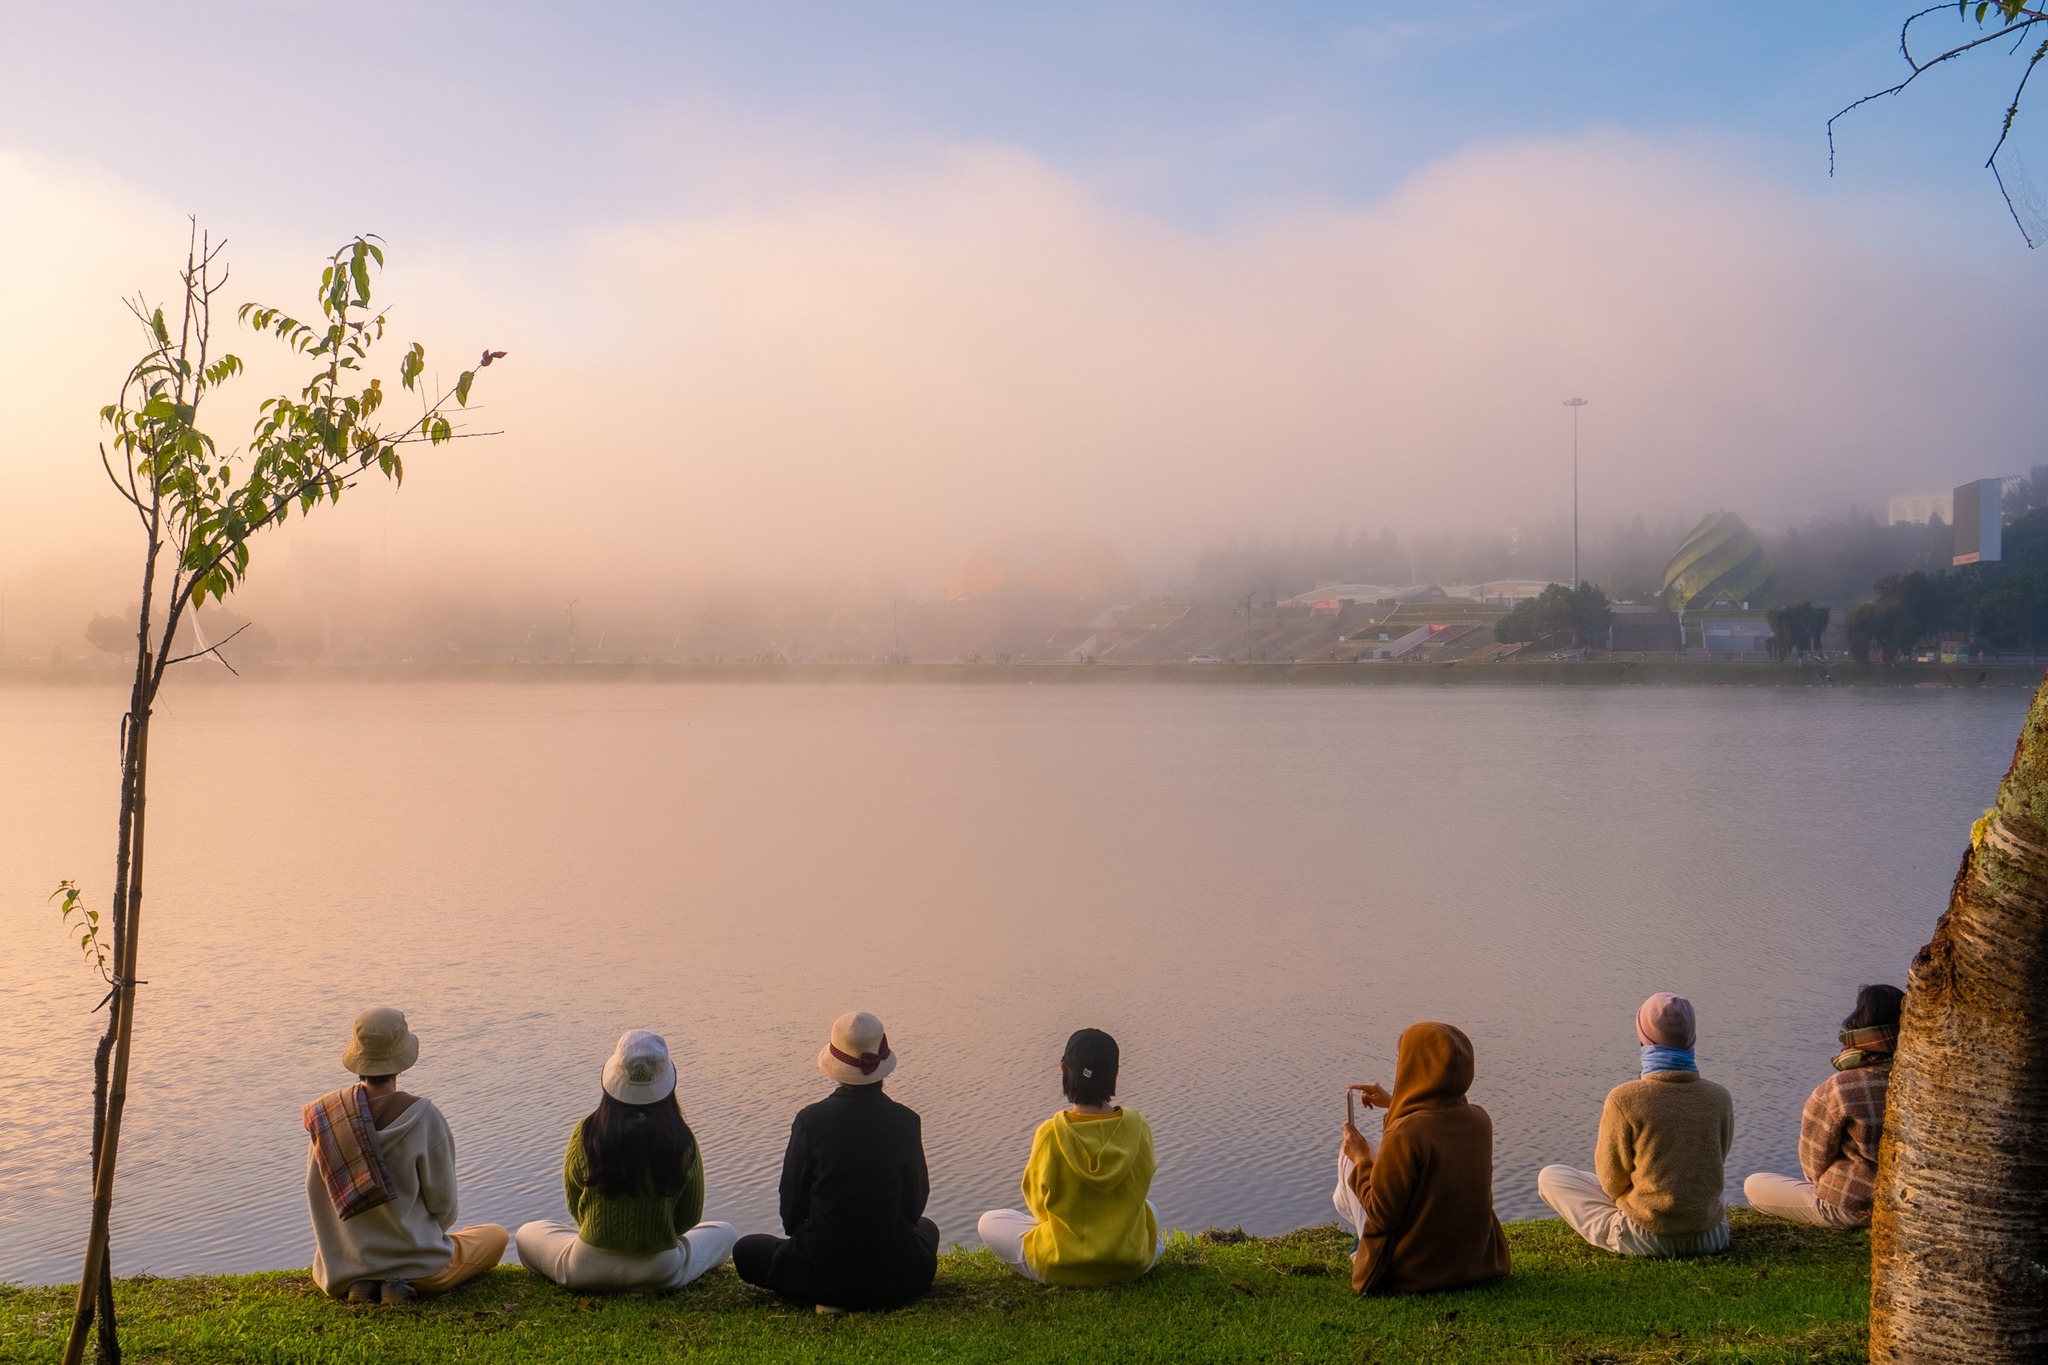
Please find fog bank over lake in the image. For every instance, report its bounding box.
[0,682,2019,1284]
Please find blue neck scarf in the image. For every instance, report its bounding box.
[1641,1044,1697,1075]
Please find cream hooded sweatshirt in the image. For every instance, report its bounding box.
[305,1097,459,1295]
[1019,1109,1159,1286]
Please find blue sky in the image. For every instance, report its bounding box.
[2,2,2026,236]
[5,3,2048,605]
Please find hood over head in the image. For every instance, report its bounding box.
[1046,1109,1152,1190]
[1384,1022,1475,1127]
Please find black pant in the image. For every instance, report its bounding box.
[733,1218,941,1309]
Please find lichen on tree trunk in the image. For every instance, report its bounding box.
[1871,680,2048,1361]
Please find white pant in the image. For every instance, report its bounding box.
[1536,1166,1730,1258]
[976,1205,1164,1283]
[1332,1150,1367,1236]
[514,1219,737,1292]
[1742,1172,1866,1229]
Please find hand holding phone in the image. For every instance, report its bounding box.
[1343,1084,1387,1166]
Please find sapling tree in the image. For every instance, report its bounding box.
[55,226,502,1365]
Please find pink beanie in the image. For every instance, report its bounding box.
[1636,993,1696,1048]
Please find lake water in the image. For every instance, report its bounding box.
[0,680,2027,1286]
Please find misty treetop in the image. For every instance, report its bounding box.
[1492,582,1613,647]
[1837,504,2048,662]
[1190,505,1967,630]
[1764,603,1830,662]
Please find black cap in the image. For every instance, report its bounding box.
[1061,1028,1119,1090]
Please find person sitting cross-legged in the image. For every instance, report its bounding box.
[977,1028,1163,1287]
[1743,983,1903,1229]
[1537,992,1734,1258]
[731,1011,940,1312]
[514,1030,738,1292]
[1333,1021,1510,1295]
[304,1007,507,1304]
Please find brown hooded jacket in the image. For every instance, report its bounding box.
[1347,1022,1511,1295]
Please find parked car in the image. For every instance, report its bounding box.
[1188,654,1223,664]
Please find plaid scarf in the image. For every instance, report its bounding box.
[1832,1025,1897,1073]
[303,1084,396,1220]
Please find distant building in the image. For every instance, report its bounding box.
[1954,477,2010,565]
[1607,604,1680,652]
[1700,618,1771,655]
[1285,581,1549,608]
[1887,493,1949,526]
[1443,580,1551,604]
[1663,512,1769,615]
[1282,584,1417,606]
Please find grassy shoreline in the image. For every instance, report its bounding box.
[1,1213,1869,1363]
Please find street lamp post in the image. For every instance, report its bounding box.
[1563,397,1588,588]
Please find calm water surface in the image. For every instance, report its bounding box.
[0,681,2026,1285]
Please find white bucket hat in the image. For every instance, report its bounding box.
[602,1029,678,1105]
[818,1010,896,1086]
[342,1006,420,1077]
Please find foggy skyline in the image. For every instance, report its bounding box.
[5,3,2047,640]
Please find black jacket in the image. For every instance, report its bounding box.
[769,1083,935,1307]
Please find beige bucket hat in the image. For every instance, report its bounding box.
[603,1029,678,1106]
[342,1006,420,1077]
[818,1010,895,1086]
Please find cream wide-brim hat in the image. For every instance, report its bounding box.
[342,1006,420,1077]
[817,1010,896,1086]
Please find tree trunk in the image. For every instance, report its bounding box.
[62,705,150,1365]
[1870,680,2048,1361]
[85,1030,119,1365]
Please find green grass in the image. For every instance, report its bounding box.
[0,1212,1868,1364]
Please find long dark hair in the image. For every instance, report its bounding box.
[581,1092,696,1198]
[1843,983,1905,1033]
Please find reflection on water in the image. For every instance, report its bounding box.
[0,681,2024,1284]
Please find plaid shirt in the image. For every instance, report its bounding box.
[1799,1062,1890,1218]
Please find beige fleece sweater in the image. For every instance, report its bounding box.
[305,1096,459,1295]
[1595,1071,1734,1236]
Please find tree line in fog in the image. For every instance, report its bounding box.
[1189,508,1956,608]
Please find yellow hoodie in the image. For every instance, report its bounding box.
[1020,1109,1159,1286]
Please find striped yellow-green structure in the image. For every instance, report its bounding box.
[1663,512,1769,613]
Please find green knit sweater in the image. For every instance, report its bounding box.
[563,1116,706,1254]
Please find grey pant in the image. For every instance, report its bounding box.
[1536,1165,1730,1257]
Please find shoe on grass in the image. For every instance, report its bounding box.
[815,1303,848,1317]
[346,1280,380,1305]
[380,1279,417,1306]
